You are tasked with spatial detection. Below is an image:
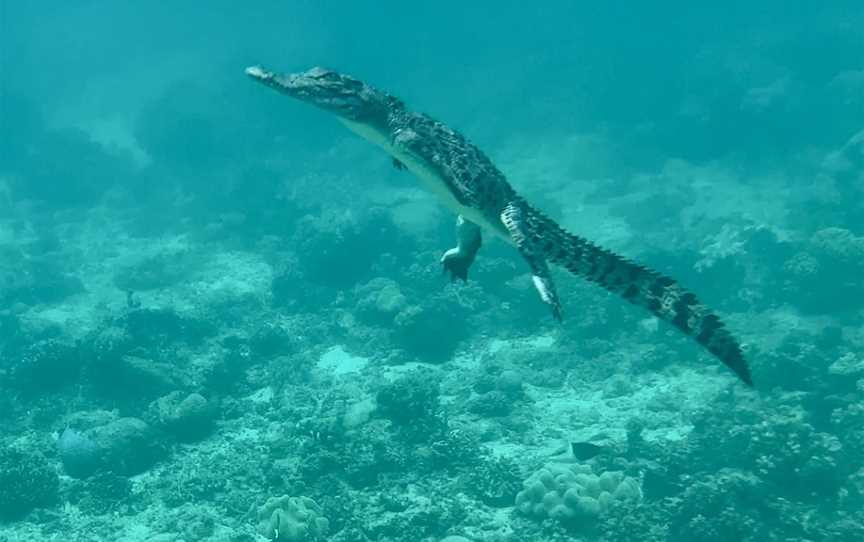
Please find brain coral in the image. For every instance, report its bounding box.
[257,495,329,541]
[515,463,641,527]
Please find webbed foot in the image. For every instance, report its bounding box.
[441,247,475,281]
[441,215,482,282]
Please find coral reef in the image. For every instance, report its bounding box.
[2,8,864,540]
[59,415,165,477]
[148,392,214,442]
[0,446,59,521]
[7,339,82,394]
[293,208,405,290]
[465,455,523,507]
[375,369,441,429]
[783,227,864,314]
[516,464,642,530]
[256,495,330,541]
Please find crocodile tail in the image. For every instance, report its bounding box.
[522,203,752,386]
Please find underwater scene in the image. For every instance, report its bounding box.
[1,2,863,541]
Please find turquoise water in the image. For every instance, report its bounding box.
[1,2,863,541]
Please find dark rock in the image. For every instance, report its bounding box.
[250,323,294,359]
[467,390,513,417]
[294,208,403,289]
[0,255,85,307]
[495,369,525,396]
[8,125,129,207]
[376,370,440,427]
[0,447,59,520]
[69,472,132,514]
[120,355,181,392]
[58,427,101,478]
[85,325,134,365]
[87,417,164,476]
[89,354,184,400]
[120,307,214,347]
[8,339,82,394]
[149,391,215,442]
[393,301,470,363]
[204,336,253,394]
[60,414,166,478]
[113,253,189,292]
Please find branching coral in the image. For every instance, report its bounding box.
[466,455,523,507]
[0,447,59,520]
[375,370,441,428]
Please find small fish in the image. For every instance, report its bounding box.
[126,290,141,309]
[570,441,609,461]
[549,434,616,462]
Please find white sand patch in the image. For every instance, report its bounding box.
[246,386,275,404]
[525,367,728,459]
[488,333,557,354]
[459,332,733,464]
[19,212,273,339]
[81,116,150,167]
[317,345,370,376]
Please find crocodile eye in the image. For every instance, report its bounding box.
[343,79,364,90]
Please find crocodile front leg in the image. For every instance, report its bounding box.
[441,215,482,281]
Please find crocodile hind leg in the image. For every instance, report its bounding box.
[501,201,563,321]
[441,215,482,281]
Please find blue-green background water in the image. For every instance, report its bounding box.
[1,2,863,541]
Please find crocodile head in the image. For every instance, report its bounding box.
[245,66,400,126]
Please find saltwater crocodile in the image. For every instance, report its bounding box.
[245,65,753,386]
